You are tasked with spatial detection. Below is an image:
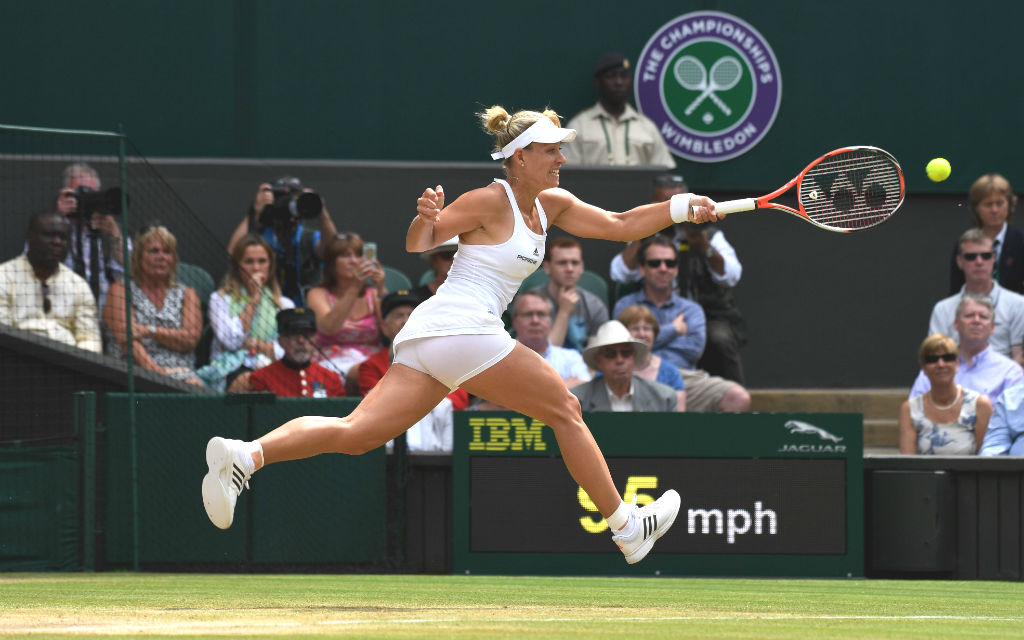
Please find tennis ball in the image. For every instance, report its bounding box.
[926,157,951,182]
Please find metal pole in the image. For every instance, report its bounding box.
[76,392,97,571]
[118,130,140,571]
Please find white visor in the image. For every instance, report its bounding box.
[490,117,577,160]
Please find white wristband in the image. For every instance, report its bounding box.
[669,193,692,224]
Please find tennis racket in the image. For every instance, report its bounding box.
[692,146,905,232]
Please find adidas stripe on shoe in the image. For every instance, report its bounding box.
[201,437,252,530]
[612,489,680,565]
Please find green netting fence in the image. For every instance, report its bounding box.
[0,124,406,571]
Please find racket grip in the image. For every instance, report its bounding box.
[691,198,756,220]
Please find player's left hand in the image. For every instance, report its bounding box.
[416,185,445,223]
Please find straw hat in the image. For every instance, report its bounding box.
[419,236,458,260]
[582,320,649,370]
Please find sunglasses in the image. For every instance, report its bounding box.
[436,252,456,261]
[923,353,957,364]
[962,252,994,262]
[644,258,678,268]
[598,346,635,359]
[41,282,52,314]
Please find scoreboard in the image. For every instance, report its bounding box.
[452,412,863,576]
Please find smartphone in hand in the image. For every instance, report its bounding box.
[363,241,378,262]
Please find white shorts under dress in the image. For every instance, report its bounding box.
[393,178,547,390]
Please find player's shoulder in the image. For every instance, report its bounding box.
[454,181,508,210]
[537,187,576,208]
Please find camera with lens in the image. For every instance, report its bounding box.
[69,186,123,221]
[259,176,323,227]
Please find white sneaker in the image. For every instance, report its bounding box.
[612,489,681,564]
[202,437,252,529]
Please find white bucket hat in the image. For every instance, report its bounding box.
[490,117,577,160]
[419,236,458,261]
[582,320,649,370]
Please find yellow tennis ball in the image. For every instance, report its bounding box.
[926,157,951,182]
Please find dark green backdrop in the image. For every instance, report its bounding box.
[0,0,1015,192]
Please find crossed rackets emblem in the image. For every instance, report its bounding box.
[673,55,742,118]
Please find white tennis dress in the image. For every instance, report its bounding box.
[392,179,547,386]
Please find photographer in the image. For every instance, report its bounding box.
[227,177,338,306]
[54,163,127,308]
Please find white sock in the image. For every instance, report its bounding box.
[606,501,635,536]
[238,440,260,475]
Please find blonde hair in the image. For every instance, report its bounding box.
[479,105,564,168]
[969,173,1018,224]
[131,224,178,287]
[918,333,958,366]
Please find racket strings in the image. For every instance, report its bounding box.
[799,151,903,231]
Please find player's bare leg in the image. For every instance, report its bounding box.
[460,342,620,515]
[258,365,449,462]
[459,342,680,563]
[202,365,448,529]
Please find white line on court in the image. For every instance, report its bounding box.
[8,613,1023,634]
[317,614,1024,625]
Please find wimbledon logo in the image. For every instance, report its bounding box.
[635,11,782,163]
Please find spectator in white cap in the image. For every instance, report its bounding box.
[410,236,458,302]
[570,320,677,412]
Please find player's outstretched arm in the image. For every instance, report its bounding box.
[541,188,718,242]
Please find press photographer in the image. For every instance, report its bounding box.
[227,176,338,306]
[54,163,127,306]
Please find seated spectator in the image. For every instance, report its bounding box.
[611,174,746,383]
[357,290,469,452]
[899,334,992,455]
[949,173,1024,294]
[307,232,385,382]
[618,304,686,411]
[530,236,608,353]
[0,211,101,353]
[226,177,339,306]
[571,320,677,412]
[980,383,1024,456]
[410,237,457,301]
[911,293,1024,401]
[197,234,295,391]
[511,291,592,387]
[613,236,750,412]
[931,228,1024,365]
[232,308,345,397]
[103,224,203,385]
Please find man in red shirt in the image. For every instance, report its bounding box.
[241,307,345,397]
[358,290,468,451]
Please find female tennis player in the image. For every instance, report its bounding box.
[203,106,719,564]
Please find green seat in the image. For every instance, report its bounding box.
[612,280,642,309]
[418,269,435,286]
[176,262,217,319]
[382,266,412,292]
[578,270,609,308]
[518,269,609,309]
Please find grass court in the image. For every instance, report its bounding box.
[2,573,1023,638]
